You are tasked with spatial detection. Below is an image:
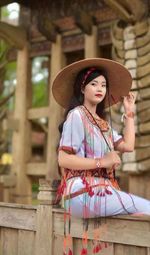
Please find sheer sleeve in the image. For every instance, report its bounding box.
[59,108,84,154]
[112,129,124,149]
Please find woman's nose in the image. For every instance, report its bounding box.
[97,86,103,92]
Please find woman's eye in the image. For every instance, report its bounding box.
[102,84,106,87]
[91,82,96,86]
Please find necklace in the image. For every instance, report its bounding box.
[82,105,109,132]
[82,105,112,152]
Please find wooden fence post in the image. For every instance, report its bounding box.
[35,179,57,255]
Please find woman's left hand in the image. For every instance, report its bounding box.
[123,92,136,113]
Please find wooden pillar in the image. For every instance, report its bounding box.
[84,25,99,58]
[35,179,57,255]
[12,44,32,204]
[46,34,66,181]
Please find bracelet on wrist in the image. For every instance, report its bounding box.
[95,158,102,169]
[121,111,135,122]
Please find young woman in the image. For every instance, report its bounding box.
[52,58,150,254]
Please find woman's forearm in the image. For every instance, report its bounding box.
[58,150,97,170]
[58,150,121,170]
[123,116,135,151]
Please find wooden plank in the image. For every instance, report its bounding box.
[137,53,150,66]
[136,147,150,161]
[139,122,150,134]
[0,204,36,231]
[138,43,150,56]
[135,134,150,148]
[53,213,150,247]
[0,228,18,255]
[139,75,150,89]
[136,30,150,48]
[138,108,150,122]
[125,49,137,60]
[135,20,149,36]
[27,162,47,176]
[88,240,114,255]
[129,174,150,199]
[112,33,124,50]
[53,208,150,222]
[0,202,37,210]
[112,48,124,64]
[138,158,150,172]
[28,107,49,120]
[140,87,150,100]
[73,238,82,255]
[122,162,137,172]
[114,244,147,255]
[137,62,150,78]
[18,230,35,255]
[73,238,114,255]
[147,247,150,255]
[53,234,63,255]
[115,48,125,59]
[35,205,52,255]
[137,100,150,113]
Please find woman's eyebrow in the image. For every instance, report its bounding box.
[92,79,106,84]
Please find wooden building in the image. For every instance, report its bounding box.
[0,2,150,255]
[0,0,150,204]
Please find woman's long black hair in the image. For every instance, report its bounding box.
[59,67,109,135]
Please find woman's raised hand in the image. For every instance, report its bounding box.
[122,92,136,113]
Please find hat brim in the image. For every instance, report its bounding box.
[52,58,132,108]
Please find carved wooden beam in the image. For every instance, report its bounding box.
[37,16,60,43]
[74,9,96,35]
[0,22,27,49]
[0,0,15,6]
[0,0,27,7]
[104,0,147,23]
[123,0,148,22]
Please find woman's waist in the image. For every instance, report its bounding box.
[66,176,110,186]
[64,168,111,180]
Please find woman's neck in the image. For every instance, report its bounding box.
[83,101,97,116]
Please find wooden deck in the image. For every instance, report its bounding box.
[0,202,150,255]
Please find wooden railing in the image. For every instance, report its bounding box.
[0,179,150,255]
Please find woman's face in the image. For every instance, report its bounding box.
[82,75,107,105]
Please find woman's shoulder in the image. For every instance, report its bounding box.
[67,106,83,119]
[64,106,84,132]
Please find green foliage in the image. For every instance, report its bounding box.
[32,79,48,108]
[1,6,9,18]
[5,61,16,81]
[32,57,49,108]
[32,183,39,193]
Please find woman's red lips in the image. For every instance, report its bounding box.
[95,93,102,97]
